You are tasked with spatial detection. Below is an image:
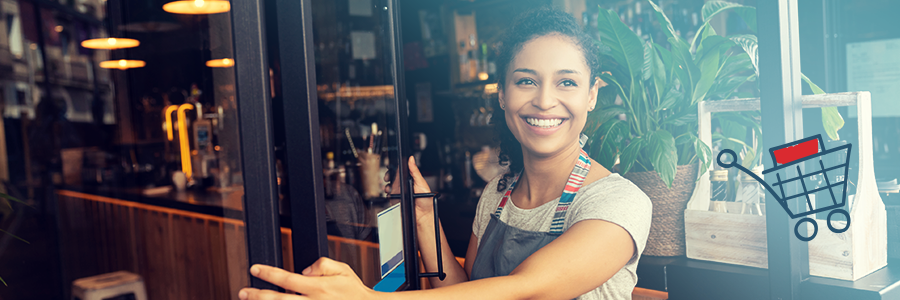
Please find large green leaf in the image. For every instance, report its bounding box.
[693,43,723,103]
[660,104,698,127]
[696,35,734,62]
[647,0,688,49]
[591,105,628,128]
[716,116,750,157]
[708,74,754,99]
[689,1,757,52]
[620,136,646,175]
[801,73,845,140]
[730,35,759,76]
[657,88,683,111]
[0,229,28,244]
[592,119,629,170]
[648,129,678,188]
[692,23,716,54]
[714,52,753,81]
[701,1,758,32]
[653,43,678,88]
[597,7,645,81]
[669,37,701,100]
[693,134,713,178]
[643,41,667,107]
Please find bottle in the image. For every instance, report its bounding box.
[711,169,729,201]
[324,152,336,199]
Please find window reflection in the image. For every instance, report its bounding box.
[0,0,250,298]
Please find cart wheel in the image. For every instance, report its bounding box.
[794,217,818,241]
[827,209,851,233]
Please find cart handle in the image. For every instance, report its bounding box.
[717,149,783,202]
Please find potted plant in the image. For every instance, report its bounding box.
[0,190,29,285]
[584,0,843,256]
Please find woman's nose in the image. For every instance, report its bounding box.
[532,86,559,110]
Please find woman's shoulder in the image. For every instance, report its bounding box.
[576,172,651,206]
[475,173,508,211]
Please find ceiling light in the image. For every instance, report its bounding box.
[163,0,230,14]
[81,37,140,50]
[99,59,146,70]
[206,58,234,68]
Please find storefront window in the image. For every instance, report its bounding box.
[303,0,403,289]
[0,0,251,298]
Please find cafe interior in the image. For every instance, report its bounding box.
[2,0,900,299]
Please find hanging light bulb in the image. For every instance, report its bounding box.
[99,59,146,70]
[205,58,234,68]
[162,0,230,14]
[81,37,140,50]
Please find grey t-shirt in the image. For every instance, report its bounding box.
[472,173,652,300]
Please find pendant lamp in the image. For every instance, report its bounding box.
[81,37,140,50]
[100,59,146,70]
[163,0,230,15]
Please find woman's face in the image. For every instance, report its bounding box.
[499,34,599,158]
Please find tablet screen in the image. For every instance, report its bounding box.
[373,203,405,292]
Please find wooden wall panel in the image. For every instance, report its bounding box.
[58,190,401,298]
[57,191,251,300]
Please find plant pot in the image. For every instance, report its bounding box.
[624,164,698,256]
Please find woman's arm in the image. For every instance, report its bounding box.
[240,218,633,300]
[415,214,475,287]
[393,156,473,287]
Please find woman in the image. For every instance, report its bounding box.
[239,8,652,300]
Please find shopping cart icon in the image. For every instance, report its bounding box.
[717,135,853,241]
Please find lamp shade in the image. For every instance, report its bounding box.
[205,58,234,68]
[81,38,140,50]
[163,0,230,14]
[100,59,146,70]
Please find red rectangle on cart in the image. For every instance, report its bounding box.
[774,139,819,164]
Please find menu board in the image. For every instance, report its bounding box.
[846,38,900,117]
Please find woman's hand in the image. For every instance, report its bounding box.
[384,156,434,225]
[238,257,381,300]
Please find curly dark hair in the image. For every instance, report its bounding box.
[491,8,602,192]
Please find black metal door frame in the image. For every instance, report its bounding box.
[231,0,284,291]
[270,0,418,291]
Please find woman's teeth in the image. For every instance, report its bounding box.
[525,118,563,128]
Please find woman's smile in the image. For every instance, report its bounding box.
[521,115,568,135]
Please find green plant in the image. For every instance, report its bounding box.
[0,192,29,286]
[584,0,844,187]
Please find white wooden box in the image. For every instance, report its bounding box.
[684,92,887,281]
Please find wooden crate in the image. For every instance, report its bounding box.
[684,92,887,281]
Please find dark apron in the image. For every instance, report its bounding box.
[470,134,591,280]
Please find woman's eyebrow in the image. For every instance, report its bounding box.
[512,68,537,75]
[556,69,580,75]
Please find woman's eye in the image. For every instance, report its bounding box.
[516,79,535,86]
[559,80,577,87]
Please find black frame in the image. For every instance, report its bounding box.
[274,0,418,291]
[270,0,330,271]
[386,0,420,291]
[231,0,284,291]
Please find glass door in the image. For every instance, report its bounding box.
[270,0,420,292]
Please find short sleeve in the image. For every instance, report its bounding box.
[567,175,652,265]
[472,176,503,246]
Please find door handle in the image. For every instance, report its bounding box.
[387,177,446,281]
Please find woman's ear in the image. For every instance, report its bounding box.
[498,88,506,110]
[588,77,602,111]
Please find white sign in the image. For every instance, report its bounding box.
[846,38,900,117]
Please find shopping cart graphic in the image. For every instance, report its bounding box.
[717,135,852,241]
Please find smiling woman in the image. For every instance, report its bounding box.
[240,8,651,300]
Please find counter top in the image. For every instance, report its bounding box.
[636,255,900,300]
[59,185,249,222]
